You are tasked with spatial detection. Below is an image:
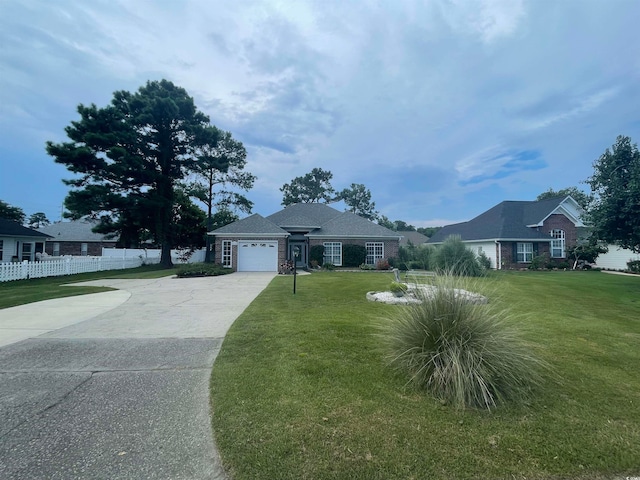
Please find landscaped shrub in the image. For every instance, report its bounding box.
[376,258,390,270]
[528,254,547,270]
[478,251,491,270]
[627,260,640,273]
[383,274,546,410]
[398,244,434,270]
[389,281,408,296]
[342,244,367,267]
[432,236,485,276]
[322,262,335,271]
[175,263,233,278]
[309,245,324,266]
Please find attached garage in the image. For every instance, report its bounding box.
[237,241,279,272]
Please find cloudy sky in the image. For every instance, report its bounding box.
[1,0,639,228]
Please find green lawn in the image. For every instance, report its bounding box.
[0,264,175,309]
[210,271,640,479]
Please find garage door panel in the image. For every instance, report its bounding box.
[237,241,278,272]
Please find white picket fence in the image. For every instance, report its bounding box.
[101,248,206,264]
[0,256,160,283]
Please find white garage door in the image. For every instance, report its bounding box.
[237,241,278,272]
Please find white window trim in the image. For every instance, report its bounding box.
[323,242,342,266]
[222,240,232,268]
[517,242,533,263]
[53,242,60,257]
[551,229,565,258]
[365,242,384,265]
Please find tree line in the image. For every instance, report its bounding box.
[4,77,638,266]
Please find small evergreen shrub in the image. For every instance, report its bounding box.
[432,236,485,276]
[478,251,491,270]
[383,274,546,410]
[175,263,233,278]
[528,255,546,270]
[343,244,367,267]
[322,262,335,271]
[309,245,324,266]
[628,260,640,273]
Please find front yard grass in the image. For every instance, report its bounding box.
[210,271,640,479]
[0,264,175,309]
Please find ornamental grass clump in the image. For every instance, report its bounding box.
[384,275,546,410]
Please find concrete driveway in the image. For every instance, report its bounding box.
[0,272,276,479]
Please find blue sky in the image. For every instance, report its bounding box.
[1,0,639,228]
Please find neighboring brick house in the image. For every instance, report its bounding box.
[37,220,117,256]
[0,218,51,262]
[427,196,586,270]
[399,231,429,247]
[208,203,402,272]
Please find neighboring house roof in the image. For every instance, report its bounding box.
[0,218,52,239]
[37,220,113,242]
[428,196,585,243]
[399,231,429,246]
[266,203,341,229]
[210,214,289,237]
[209,203,399,239]
[307,211,401,239]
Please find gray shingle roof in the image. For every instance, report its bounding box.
[0,218,52,238]
[37,220,111,242]
[428,197,569,243]
[209,214,289,236]
[307,211,401,238]
[266,203,340,228]
[399,231,429,246]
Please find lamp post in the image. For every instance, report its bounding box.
[293,246,300,294]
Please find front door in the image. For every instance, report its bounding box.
[288,241,307,268]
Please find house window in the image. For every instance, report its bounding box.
[53,242,60,256]
[222,240,232,267]
[366,242,384,265]
[516,242,533,263]
[81,243,88,256]
[323,242,342,266]
[551,229,565,258]
[21,243,32,262]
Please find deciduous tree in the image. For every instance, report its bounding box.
[586,135,640,253]
[537,187,590,209]
[46,79,211,267]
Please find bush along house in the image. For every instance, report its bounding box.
[428,196,586,270]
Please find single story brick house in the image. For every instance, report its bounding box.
[0,218,52,262]
[208,203,402,272]
[427,196,586,269]
[37,220,117,256]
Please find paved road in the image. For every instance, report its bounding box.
[0,272,276,479]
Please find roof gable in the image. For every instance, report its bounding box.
[0,218,52,239]
[209,214,288,236]
[428,196,585,243]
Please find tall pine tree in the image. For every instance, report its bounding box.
[47,80,210,267]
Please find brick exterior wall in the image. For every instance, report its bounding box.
[45,241,117,256]
[542,214,578,249]
[308,238,400,265]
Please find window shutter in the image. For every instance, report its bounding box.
[534,243,539,255]
[512,243,518,262]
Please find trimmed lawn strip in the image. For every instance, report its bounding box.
[0,264,175,309]
[211,271,640,479]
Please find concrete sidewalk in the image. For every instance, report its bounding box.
[0,272,276,479]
